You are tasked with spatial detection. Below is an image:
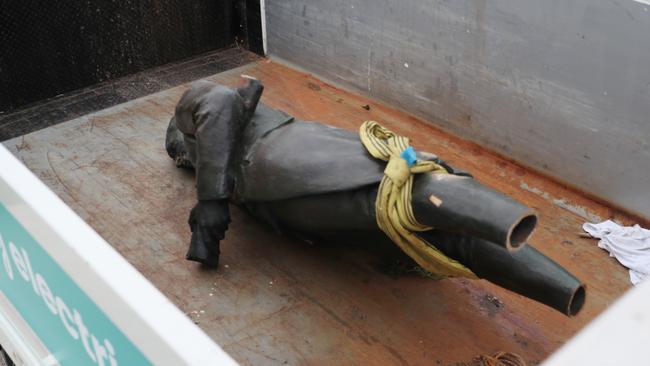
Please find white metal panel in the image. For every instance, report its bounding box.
[544,279,650,365]
[0,144,236,365]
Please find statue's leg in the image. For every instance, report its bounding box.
[419,230,585,316]
[245,186,404,260]
[246,185,380,235]
[250,172,535,248]
[165,116,194,169]
[411,172,537,251]
[259,172,536,248]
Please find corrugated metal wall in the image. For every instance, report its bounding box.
[265,0,650,218]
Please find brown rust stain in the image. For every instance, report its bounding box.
[4,60,639,365]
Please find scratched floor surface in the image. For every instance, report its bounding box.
[4,61,638,365]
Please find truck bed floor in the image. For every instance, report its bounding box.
[3,60,635,365]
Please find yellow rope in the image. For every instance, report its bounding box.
[359,121,476,279]
[479,352,527,366]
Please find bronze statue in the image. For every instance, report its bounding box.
[165,77,585,316]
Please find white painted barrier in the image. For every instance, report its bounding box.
[0,144,236,365]
[543,277,650,365]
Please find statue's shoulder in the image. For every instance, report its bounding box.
[251,103,294,126]
[242,103,295,146]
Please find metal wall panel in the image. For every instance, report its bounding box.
[265,0,650,218]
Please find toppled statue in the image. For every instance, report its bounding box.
[165,76,585,316]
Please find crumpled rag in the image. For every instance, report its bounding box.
[583,220,650,285]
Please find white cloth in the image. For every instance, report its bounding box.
[583,220,650,285]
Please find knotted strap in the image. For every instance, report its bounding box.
[359,121,476,278]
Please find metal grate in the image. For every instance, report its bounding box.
[0,0,236,112]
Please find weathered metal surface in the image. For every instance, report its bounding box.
[265,0,650,219]
[3,61,638,365]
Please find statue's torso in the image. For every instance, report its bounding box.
[234,104,386,202]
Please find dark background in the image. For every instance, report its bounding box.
[0,0,262,112]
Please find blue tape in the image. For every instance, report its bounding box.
[400,146,417,167]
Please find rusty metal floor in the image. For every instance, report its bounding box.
[3,60,638,365]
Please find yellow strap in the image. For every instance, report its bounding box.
[359,121,477,279]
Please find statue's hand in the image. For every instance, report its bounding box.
[186,200,231,266]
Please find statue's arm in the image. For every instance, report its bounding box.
[176,78,263,200]
[193,89,243,200]
[172,81,243,266]
[174,78,263,266]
